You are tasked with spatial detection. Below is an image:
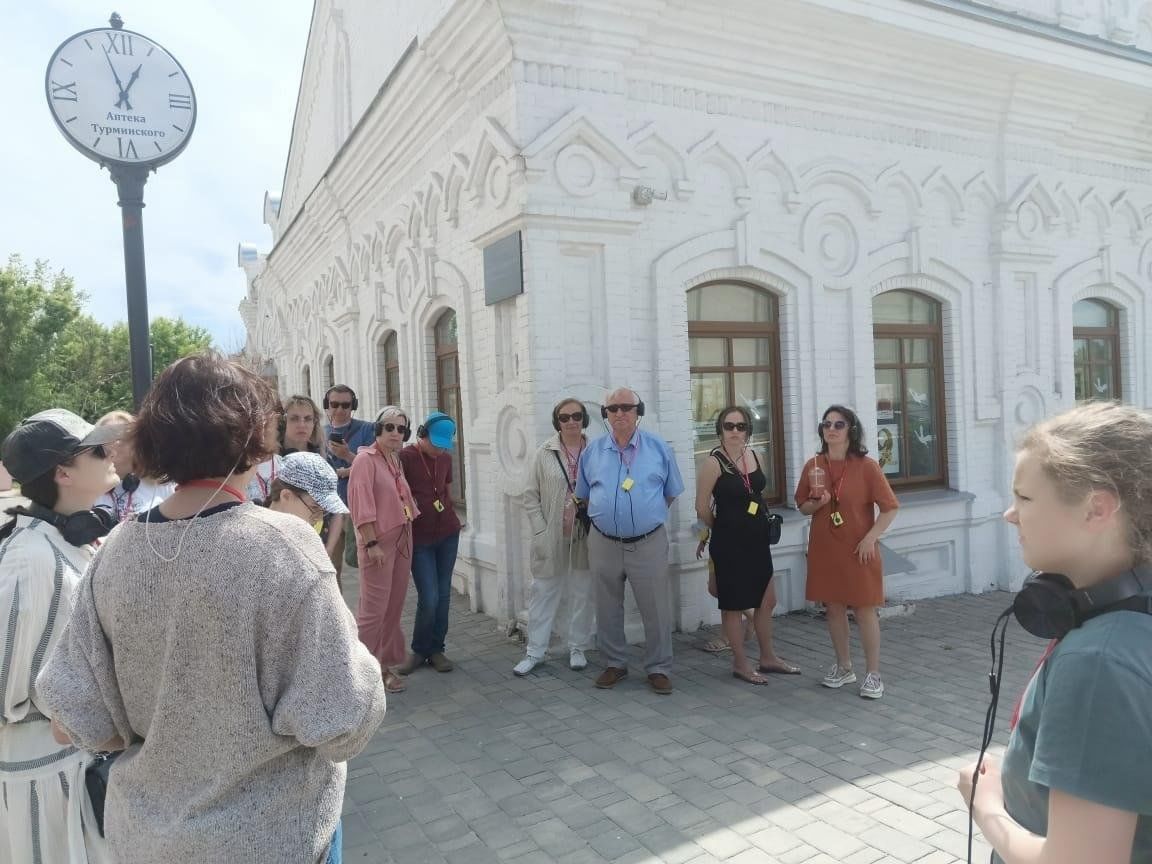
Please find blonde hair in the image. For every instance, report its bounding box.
[1020,401,1152,562]
[97,410,134,426]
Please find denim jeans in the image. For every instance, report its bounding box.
[410,532,460,657]
[325,820,342,864]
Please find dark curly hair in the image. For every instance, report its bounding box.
[131,352,281,484]
[818,404,868,457]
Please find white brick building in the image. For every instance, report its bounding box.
[239,0,1152,632]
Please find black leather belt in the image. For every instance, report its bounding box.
[593,524,660,544]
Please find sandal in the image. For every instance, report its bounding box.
[383,670,407,693]
[758,660,801,675]
[732,669,768,686]
[696,637,732,653]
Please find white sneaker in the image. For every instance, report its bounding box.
[859,672,884,699]
[513,656,541,677]
[821,664,857,689]
[569,649,587,670]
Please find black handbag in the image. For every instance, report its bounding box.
[85,751,120,837]
[766,512,783,546]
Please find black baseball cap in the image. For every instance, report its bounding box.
[1,409,123,483]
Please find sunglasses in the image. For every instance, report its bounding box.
[328,401,353,410]
[721,421,748,432]
[821,420,849,430]
[605,404,638,414]
[381,423,410,435]
[79,444,110,459]
[557,412,584,423]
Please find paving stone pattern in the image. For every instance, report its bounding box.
[339,570,1037,864]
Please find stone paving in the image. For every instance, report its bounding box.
[338,569,1038,864]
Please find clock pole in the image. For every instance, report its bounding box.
[109,161,153,409]
[105,11,152,410]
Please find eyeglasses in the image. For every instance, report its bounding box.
[605,404,638,414]
[821,420,849,430]
[78,444,110,460]
[557,412,584,423]
[381,423,410,435]
[721,422,748,432]
[303,496,326,523]
[328,401,353,410]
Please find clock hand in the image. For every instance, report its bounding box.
[120,64,143,111]
[104,49,128,108]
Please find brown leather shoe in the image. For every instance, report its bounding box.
[594,667,628,689]
[647,673,673,695]
[396,653,426,675]
[428,652,455,673]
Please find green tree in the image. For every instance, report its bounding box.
[1,255,216,433]
[0,256,84,435]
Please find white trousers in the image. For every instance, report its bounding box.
[525,566,595,659]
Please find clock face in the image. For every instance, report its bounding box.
[45,27,197,167]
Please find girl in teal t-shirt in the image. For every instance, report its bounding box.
[958,402,1152,863]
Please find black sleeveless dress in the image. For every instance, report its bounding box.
[708,450,774,611]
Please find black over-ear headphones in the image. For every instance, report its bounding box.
[374,407,412,441]
[417,414,451,439]
[600,391,646,420]
[552,398,590,431]
[12,503,115,547]
[323,386,358,411]
[1011,567,1152,640]
[715,407,753,438]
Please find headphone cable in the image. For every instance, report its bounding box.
[968,608,1011,864]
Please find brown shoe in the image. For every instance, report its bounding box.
[397,653,426,675]
[428,652,455,673]
[594,667,628,689]
[647,673,673,695]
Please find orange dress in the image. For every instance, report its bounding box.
[795,454,899,607]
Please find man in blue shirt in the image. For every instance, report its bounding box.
[323,384,375,585]
[576,387,684,694]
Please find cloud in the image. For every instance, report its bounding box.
[0,0,311,347]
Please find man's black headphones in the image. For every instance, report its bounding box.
[11,503,115,547]
[374,407,411,441]
[600,391,646,420]
[417,414,451,439]
[1011,567,1152,640]
[323,386,358,411]
[552,398,590,431]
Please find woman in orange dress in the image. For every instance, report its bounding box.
[795,405,898,700]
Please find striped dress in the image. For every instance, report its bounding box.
[0,515,109,863]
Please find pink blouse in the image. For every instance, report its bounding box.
[348,444,420,540]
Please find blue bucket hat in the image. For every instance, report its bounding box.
[421,412,457,450]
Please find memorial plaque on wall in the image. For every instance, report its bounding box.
[483,231,524,306]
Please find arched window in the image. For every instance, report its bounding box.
[872,290,947,487]
[1073,299,1121,402]
[688,282,784,503]
[376,332,400,406]
[434,310,465,513]
[302,365,312,400]
[321,355,335,393]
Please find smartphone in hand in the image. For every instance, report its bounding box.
[328,432,345,444]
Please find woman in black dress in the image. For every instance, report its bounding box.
[695,406,795,684]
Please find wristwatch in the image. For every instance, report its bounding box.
[364,540,379,549]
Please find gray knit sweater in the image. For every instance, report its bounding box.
[37,503,387,864]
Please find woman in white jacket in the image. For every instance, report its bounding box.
[514,398,595,676]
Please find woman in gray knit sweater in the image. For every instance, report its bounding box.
[37,354,388,864]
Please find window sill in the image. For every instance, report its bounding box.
[894,487,974,507]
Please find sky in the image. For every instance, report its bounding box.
[1,1,313,351]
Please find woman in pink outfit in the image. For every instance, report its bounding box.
[348,406,419,693]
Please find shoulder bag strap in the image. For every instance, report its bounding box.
[551,448,575,493]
